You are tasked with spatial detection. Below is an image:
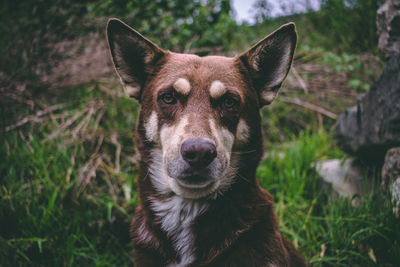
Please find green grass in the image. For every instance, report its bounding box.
[258,131,400,266]
[1,84,139,266]
[1,84,399,266]
[1,134,133,265]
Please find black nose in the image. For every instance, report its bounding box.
[181,138,217,168]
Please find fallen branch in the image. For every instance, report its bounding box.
[45,108,87,141]
[71,103,96,138]
[291,66,308,94]
[279,96,338,120]
[5,104,66,132]
[110,132,121,173]
[18,130,33,153]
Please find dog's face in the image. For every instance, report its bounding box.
[138,54,257,199]
[107,19,297,199]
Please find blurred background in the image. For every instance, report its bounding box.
[1,0,399,266]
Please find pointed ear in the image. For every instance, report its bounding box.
[106,18,166,100]
[238,23,297,106]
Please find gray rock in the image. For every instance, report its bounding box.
[381,147,400,216]
[382,147,400,187]
[391,178,400,216]
[377,0,400,58]
[316,159,365,206]
[334,52,400,162]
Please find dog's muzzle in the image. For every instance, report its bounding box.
[175,138,217,188]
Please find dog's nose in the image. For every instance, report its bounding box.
[181,138,217,167]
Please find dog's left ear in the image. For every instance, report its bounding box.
[107,18,166,100]
[238,23,297,106]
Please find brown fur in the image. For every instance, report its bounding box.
[107,18,306,266]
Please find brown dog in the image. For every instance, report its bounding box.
[107,18,305,267]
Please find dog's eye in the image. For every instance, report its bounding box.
[221,96,239,110]
[160,93,177,105]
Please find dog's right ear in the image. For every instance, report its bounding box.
[107,18,166,100]
[238,23,297,106]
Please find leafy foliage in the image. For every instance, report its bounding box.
[0,0,237,86]
[0,0,88,81]
[251,0,272,24]
[311,0,378,52]
[88,0,237,52]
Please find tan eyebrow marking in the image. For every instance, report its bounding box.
[173,78,191,95]
[209,80,227,99]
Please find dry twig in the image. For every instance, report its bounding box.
[279,96,338,119]
[291,66,308,94]
[78,135,104,190]
[18,130,34,153]
[71,103,97,138]
[110,132,121,173]
[45,109,87,141]
[5,104,65,132]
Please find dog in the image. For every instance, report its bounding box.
[106,18,305,267]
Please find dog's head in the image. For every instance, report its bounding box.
[107,19,296,199]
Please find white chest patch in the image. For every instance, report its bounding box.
[151,196,208,266]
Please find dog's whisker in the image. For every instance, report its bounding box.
[142,168,150,181]
[227,165,251,184]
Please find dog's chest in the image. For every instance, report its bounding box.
[151,196,208,266]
